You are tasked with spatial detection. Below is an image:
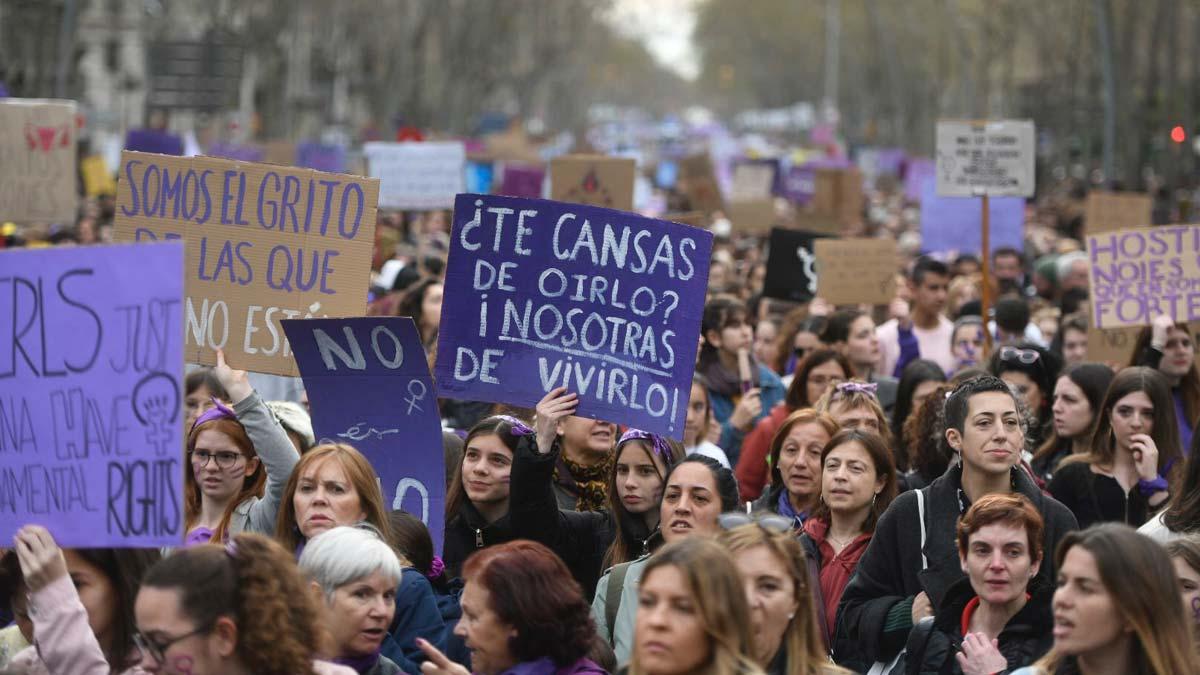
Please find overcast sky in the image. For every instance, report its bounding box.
[605,0,700,80]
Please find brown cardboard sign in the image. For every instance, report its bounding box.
[1088,321,1200,366]
[679,153,725,215]
[814,238,898,305]
[791,209,842,236]
[0,99,78,224]
[730,163,775,199]
[550,154,635,211]
[1084,191,1152,234]
[813,167,863,225]
[664,212,709,229]
[113,151,379,376]
[726,199,776,233]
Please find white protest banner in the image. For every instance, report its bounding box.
[365,141,465,210]
[1087,225,1200,329]
[0,99,78,223]
[936,120,1035,197]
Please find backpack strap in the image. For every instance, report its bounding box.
[605,561,633,639]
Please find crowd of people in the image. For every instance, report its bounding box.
[4,151,1200,675]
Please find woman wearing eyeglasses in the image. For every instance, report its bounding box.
[1049,367,1183,529]
[988,342,1060,451]
[133,532,355,675]
[185,349,300,546]
[4,525,160,675]
[718,517,851,675]
[800,429,898,646]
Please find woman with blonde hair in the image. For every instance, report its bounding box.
[814,381,890,440]
[629,537,765,675]
[718,517,849,675]
[1011,524,1200,675]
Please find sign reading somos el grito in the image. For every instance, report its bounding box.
[1087,225,1200,328]
[113,151,379,376]
[434,194,713,439]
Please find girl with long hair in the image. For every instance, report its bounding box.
[1049,367,1183,529]
[890,359,948,470]
[1132,315,1199,454]
[1012,524,1200,675]
[1139,428,1200,541]
[185,349,300,545]
[736,350,851,500]
[1030,364,1115,482]
[604,430,685,567]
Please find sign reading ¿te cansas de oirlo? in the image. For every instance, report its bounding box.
[1087,225,1200,329]
[0,242,186,547]
[113,151,379,376]
[434,195,713,439]
[0,99,78,224]
[936,120,1035,198]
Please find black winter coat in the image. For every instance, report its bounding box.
[832,465,1077,673]
[903,576,1054,675]
[442,498,516,579]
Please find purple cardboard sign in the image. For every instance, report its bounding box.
[780,164,816,204]
[497,163,545,198]
[434,194,713,439]
[206,142,266,163]
[282,317,446,553]
[919,184,1024,255]
[0,242,186,547]
[296,142,347,173]
[124,128,184,156]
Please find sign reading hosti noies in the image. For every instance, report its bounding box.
[435,195,713,439]
[0,242,185,547]
[1087,225,1200,328]
[113,151,379,376]
[936,120,1035,197]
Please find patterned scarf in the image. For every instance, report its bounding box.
[555,453,613,512]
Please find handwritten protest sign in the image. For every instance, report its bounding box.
[113,151,379,376]
[1089,321,1200,366]
[283,317,445,553]
[815,238,897,305]
[726,199,776,233]
[730,162,776,199]
[550,154,635,211]
[678,153,724,214]
[936,120,1035,197]
[1087,225,1200,328]
[763,227,825,303]
[364,141,465,210]
[812,167,863,225]
[434,195,713,438]
[0,99,77,224]
[1085,191,1152,234]
[920,183,1024,254]
[0,242,185,547]
[779,164,816,204]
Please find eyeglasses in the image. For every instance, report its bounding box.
[717,512,794,534]
[998,346,1040,365]
[189,450,244,469]
[134,624,212,664]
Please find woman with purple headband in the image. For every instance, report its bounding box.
[184,349,301,546]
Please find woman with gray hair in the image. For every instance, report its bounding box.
[300,525,407,675]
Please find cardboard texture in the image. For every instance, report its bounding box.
[790,209,842,236]
[664,212,708,229]
[434,194,713,439]
[726,199,777,233]
[261,140,297,166]
[811,167,863,224]
[1088,321,1200,366]
[730,162,776,199]
[936,119,1036,198]
[112,151,379,376]
[679,153,724,215]
[283,317,446,553]
[481,128,543,164]
[763,227,825,303]
[815,238,898,305]
[1085,191,1153,235]
[365,141,466,210]
[0,99,78,224]
[0,242,186,547]
[550,154,635,211]
[1087,225,1200,328]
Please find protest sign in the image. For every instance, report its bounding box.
[0,99,77,224]
[113,151,379,376]
[296,142,347,174]
[815,238,897,305]
[790,210,841,236]
[812,168,863,225]
[282,317,445,553]
[678,153,724,214]
[936,120,1035,197]
[0,241,185,547]
[664,212,708,229]
[81,155,117,197]
[262,140,297,167]
[124,128,184,156]
[763,227,825,303]
[919,183,1024,254]
[904,157,936,202]
[1088,321,1200,366]
[497,162,545,198]
[730,162,776,199]
[365,141,465,210]
[434,194,713,439]
[550,155,635,211]
[1084,191,1152,235]
[726,199,776,233]
[1087,225,1200,328]
[207,142,266,163]
[779,164,816,204]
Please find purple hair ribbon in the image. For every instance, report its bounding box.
[834,381,878,398]
[618,429,675,467]
[192,397,237,434]
[494,415,534,436]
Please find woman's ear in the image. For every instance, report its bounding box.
[945,428,963,451]
[244,457,261,477]
[211,615,239,657]
[309,580,326,606]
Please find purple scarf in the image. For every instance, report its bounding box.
[334,650,381,674]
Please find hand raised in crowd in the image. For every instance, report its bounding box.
[416,637,471,675]
[911,590,933,624]
[889,297,912,330]
[13,525,68,593]
[213,348,253,405]
[1150,313,1175,350]
[1130,433,1160,481]
[956,633,1007,675]
[534,386,578,455]
[808,297,833,316]
[729,388,762,432]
